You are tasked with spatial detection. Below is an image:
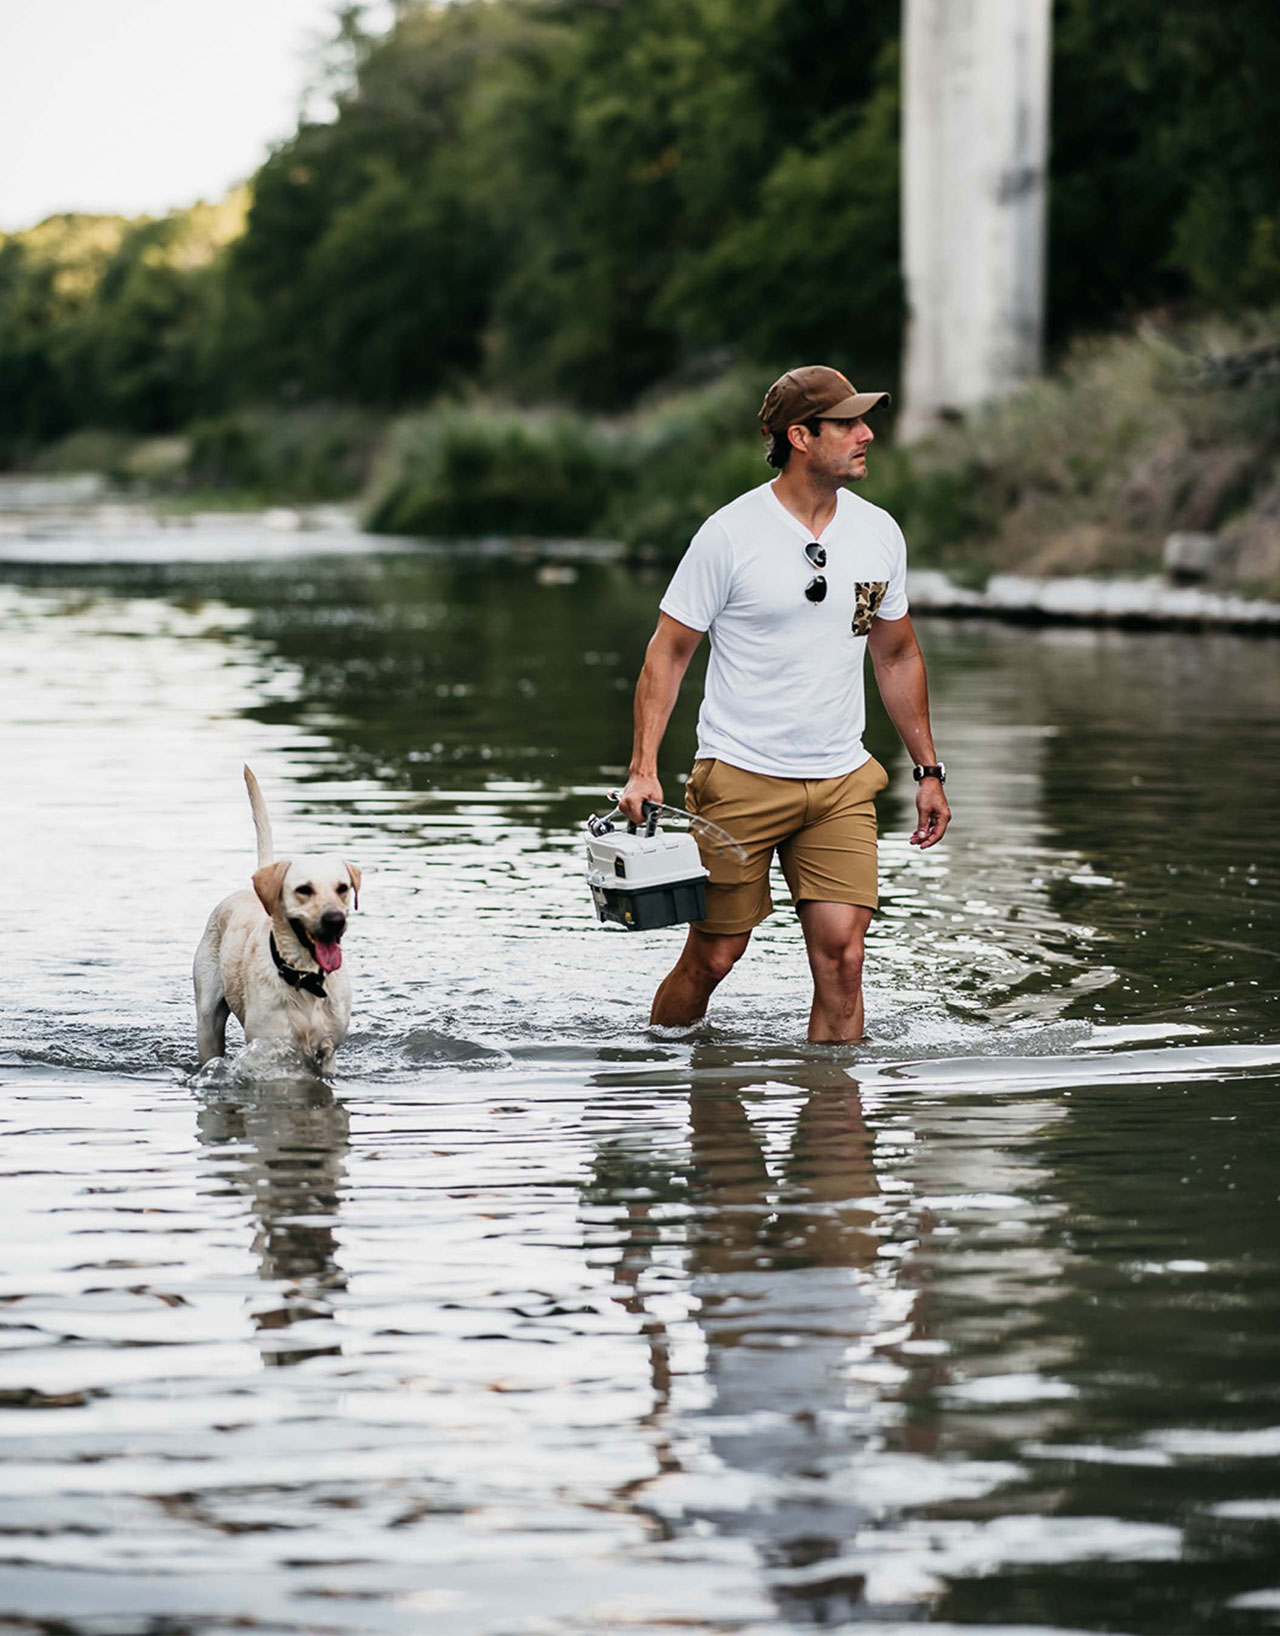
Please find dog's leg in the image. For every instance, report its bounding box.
[196,997,230,1065]
[194,937,230,1064]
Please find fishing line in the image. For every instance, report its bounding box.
[588,794,746,861]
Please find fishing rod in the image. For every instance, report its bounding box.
[588,793,746,859]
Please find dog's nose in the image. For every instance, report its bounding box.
[319,909,347,939]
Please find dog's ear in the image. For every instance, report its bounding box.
[343,860,362,911]
[253,860,291,917]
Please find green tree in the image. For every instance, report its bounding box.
[1050,0,1280,338]
[4,0,1278,458]
[222,0,502,404]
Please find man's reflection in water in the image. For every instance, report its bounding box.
[196,1079,349,1366]
[589,1051,927,1624]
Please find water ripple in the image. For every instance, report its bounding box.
[2,547,1279,1633]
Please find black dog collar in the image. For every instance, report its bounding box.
[270,933,328,998]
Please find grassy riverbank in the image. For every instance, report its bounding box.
[362,372,765,559]
[867,312,1280,595]
[28,404,385,505]
[15,312,1280,595]
[361,309,1280,597]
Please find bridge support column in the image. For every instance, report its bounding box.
[900,0,1052,442]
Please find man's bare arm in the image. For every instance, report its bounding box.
[867,614,951,849]
[618,613,704,822]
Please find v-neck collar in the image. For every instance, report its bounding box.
[764,479,844,544]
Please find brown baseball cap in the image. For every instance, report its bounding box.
[759,365,890,432]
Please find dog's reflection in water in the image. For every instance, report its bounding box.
[195,1070,349,1366]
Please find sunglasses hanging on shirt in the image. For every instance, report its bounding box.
[803,541,827,603]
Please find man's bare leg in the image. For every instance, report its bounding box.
[650,927,751,1026]
[798,900,873,1043]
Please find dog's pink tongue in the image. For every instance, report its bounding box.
[314,940,343,974]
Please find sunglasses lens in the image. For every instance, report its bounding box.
[805,575,827,603]
[804,542,827,568]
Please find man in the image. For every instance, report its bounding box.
[618,364,950,1043]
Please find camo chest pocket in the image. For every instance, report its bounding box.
[851,580,889,636]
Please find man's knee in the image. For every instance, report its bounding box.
[833,938,865,989]
[685,930,750,986]
[811,928,863,969]
[801,905,869,987]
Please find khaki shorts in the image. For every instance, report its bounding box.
[684,756,890,936]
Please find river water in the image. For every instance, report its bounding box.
[2,506,1279,1635]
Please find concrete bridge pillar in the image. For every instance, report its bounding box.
[899,0,1052,442]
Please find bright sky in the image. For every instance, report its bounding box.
[0,0,392,232]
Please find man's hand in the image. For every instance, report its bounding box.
[619,772,663,826]
[910,778,951,848]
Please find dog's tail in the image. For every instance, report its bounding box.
[243,765,274,867]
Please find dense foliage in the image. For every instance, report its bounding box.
[0,196,244,449]
[1,0,1277,460]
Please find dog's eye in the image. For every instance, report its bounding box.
[294,884,315,898]
[337,883,349,895]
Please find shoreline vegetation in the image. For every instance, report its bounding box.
[3,4,1277,597]
[12,313,1280,599]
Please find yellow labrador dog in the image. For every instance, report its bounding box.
[193,767,361,1071]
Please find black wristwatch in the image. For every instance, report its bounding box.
[913,763,946,784]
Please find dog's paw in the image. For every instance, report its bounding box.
[189,1038,325,1090]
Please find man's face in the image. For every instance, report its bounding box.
[801,415,875,482]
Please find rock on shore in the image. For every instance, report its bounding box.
[909,569,1280,632]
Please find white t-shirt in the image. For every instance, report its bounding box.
[659,480,909,779]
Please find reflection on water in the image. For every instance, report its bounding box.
[197,1073,349,1365]
[591,1058,911,1625]
[1,527,1279,1634]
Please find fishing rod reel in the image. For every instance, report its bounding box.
[584,792,744,932]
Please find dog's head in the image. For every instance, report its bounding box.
[253,856,362,973]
